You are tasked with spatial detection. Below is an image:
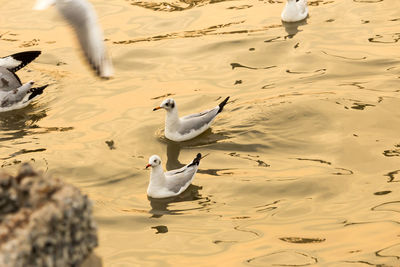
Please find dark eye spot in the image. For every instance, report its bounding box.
[171,102,175,108]
[165,103,169,107]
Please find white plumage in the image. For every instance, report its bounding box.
[0,51,47,112]
[34,0,113,78]
[281,0,308,23]
[146,154,202,198]
[153,97,230,142]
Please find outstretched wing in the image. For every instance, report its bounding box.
[0,51,41,73]
[56,0,113,78]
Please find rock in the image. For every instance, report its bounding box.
[0,163,98,267]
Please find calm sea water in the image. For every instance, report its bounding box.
[1,0,400,266]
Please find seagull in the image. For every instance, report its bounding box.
[153,96,230,142]
[0,51,48,112]
[281,0,308,23]
[33,0,113,78]
[146,153,202,198]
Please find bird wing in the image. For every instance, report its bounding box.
[0,51,41,73]
[165,163,199,193]
[55,0,113,78]
[0,81,34,108]
[299,0,308,15]
[0,67,22,92]
[178,106,219,134]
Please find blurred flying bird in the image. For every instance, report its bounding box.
[34,0,113,78]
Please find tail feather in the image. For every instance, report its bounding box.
[6,51,41,72]
[217,96,230,114]
[28,85,48,101]
[188,153,202,167]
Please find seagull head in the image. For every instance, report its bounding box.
[153,98,176,111]
[146,155,162,169]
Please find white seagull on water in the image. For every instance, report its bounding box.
[153,97,230,142]
[146,153,202,198]
[33,0,113,78]
[281,0,308,23]
[0,51,48,112]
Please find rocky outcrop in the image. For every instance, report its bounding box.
[0,163,98,267]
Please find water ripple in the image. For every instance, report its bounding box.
[126,0,237,12]
[246,251,318,266]
[114,22,281,44]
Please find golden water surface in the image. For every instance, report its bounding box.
[1,0,400,266]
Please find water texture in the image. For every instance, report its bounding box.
[1,0,400,266]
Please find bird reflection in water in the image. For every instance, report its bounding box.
[0,104,47,141]
[148,184,203,218]
[164,127,230,170]
[166,140,185,170]
[0,103,73,163]
[0,104,73,141]
[282,20,308,39]
[165,129,232,178]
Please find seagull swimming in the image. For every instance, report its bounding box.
[33,0,113,78]
[153,96,230,142]
[0,51,48,112]
[281,0,308,23]
[146,153,202,198]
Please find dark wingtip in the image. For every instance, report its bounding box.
[189,153,202,167]
[9,51,41,72]
[217,96,230,114]
[28,84,48,101]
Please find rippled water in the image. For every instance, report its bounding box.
[1,0,400,266]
